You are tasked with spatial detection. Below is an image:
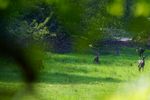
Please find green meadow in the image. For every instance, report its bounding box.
[0,48,150,100]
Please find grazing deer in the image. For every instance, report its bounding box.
[93,52,100,64]
[136,47,145,58]
[138,56,146,72]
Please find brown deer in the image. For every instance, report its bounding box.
[138,56,146,72]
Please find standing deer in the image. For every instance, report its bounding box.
[89,44,100,64]
[136,47,145,58]
[93,52,100,64]
[138,56,146,72]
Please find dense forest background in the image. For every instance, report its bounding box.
[2,0,150,54]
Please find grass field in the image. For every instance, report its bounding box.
[1,47,150,100]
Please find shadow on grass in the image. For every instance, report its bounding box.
[38,72,123,84]
[47,57,92,64]
[0,72,123,84]
[46,55,137,67]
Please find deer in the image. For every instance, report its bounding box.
[138,56,146,72]
[89,44,100,64]
[93,52,100,64]
[136,47,145,58]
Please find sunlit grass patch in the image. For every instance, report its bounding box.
[107,75,150,100]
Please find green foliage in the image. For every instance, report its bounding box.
[8,16,52,42]
[30,18,50,40]
[3,0,150,50]
[0,0,9,9]
[127,17,150,43]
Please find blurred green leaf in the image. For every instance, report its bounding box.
[0,0,9,9]
[107,0,125,16]
[133,1,150,17]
